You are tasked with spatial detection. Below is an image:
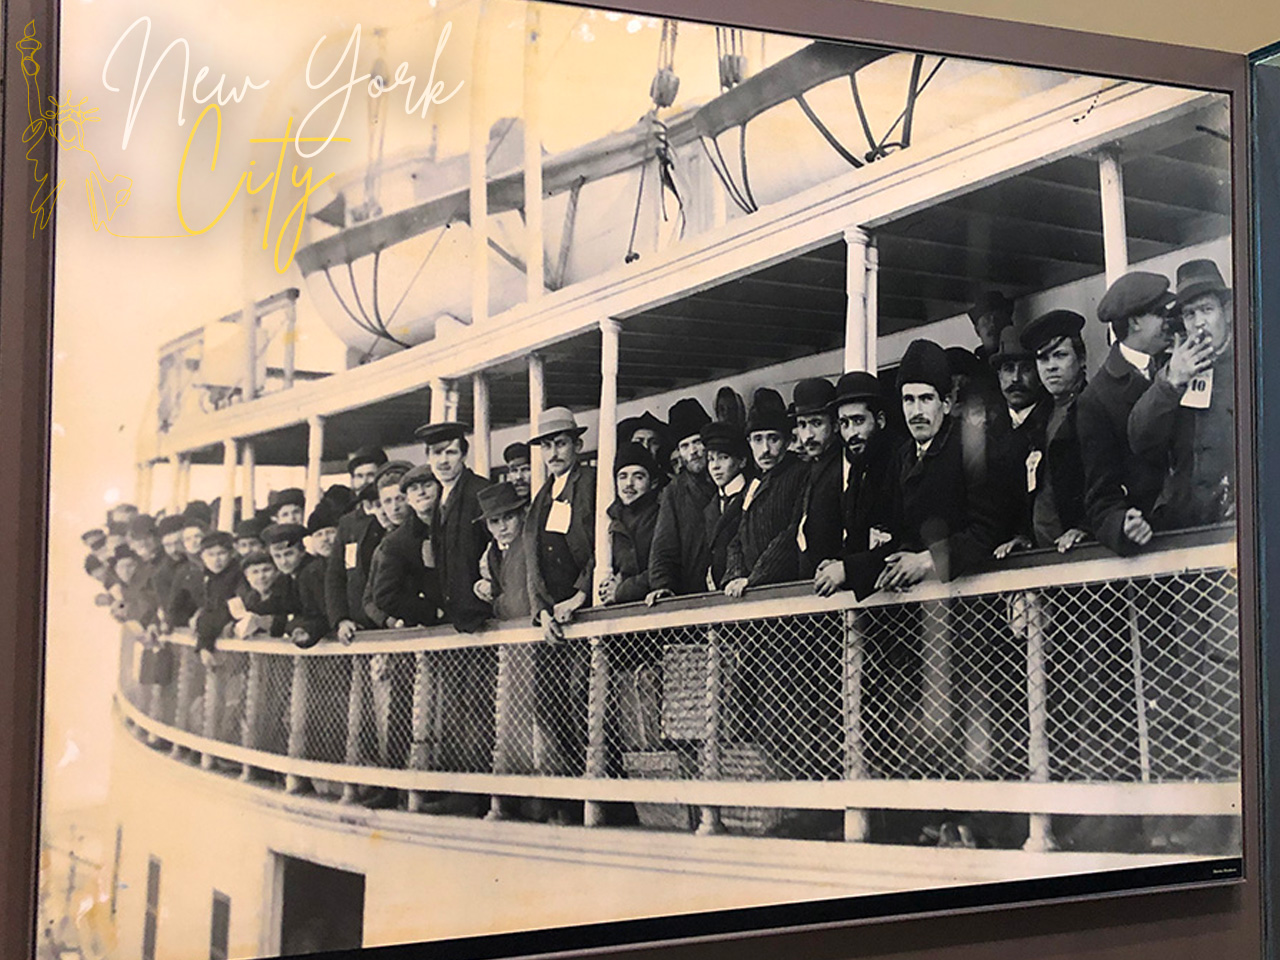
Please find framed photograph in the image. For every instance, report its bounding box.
[12,0,1256,957]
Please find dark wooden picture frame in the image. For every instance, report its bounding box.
[0,0,1262,957]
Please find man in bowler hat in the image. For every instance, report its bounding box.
[646,398,716,601]
[1077,271,1178,554]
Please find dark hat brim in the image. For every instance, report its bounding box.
[414,421,471,446]
[1176,280,1231,306]
[530,424,588,445]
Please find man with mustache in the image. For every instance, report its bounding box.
[646,398,716,602]
[1129,259,1235,530]
[875,339,1003,592]
[987,325,1051,558]
[723,388,808,597]
[814,371,900,599]
[1077,272,1178,555]
[750,378,845,586]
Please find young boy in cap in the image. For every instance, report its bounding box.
[1002,310,1091,555]
[723,388,807,597]
[700,422,750,591]
[267,488,307,526]
[305,506,339,559]
[233,517,268,558]
[1077,271,1179,555]
[369,464,446,628]
[502,443,533,501]
[162,519,210,633]
[598,443,662,606]
[1129,258,1235,530]
[646,397,716,602]
[262,523,330,648]
[361,463,414,629]
[474,483,531,621]
[414,420,492,634]
[192,531,244,662]
[330,460,410,639]
[232,551,288,638]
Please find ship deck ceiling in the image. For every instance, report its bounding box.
[181,118,1230,467]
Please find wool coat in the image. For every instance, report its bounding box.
[647,468,717,596]
[434,468,494,633]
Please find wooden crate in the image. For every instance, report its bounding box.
[660,643,738,741]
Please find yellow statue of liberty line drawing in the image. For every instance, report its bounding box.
[18,19,132,236]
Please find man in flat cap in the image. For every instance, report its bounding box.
[876,339,1003,591]
[1016,310,1091,554]
[267,488,307,527]
[723,388,808,596]
[502,442,533,501]
[814,371,901,599]
[701,421,751,591]
[262,522,330,648]
[1077,271,1178,555]
[416,421,492,633]
[370,464,446,629]
[330,460,410,640]
[647,397,716,602]
[189,531,244,663]
[347,446,389,501]
[525,407,595,639]
[599,443,662,606]
[361,462,415,630]
[233,517,268,558]
[1129,258,1235,530]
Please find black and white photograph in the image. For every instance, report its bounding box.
[34,0,1243,956]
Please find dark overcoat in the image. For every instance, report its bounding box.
[1077,343,1168,554]
[371,512,445,628]
[647,468,716,596]
[434,468,493,633]
[605,490,661,604]
[525,464,596,618]
[726,453,808,586]
[325,509,383,629]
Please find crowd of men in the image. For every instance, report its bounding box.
[84,257,1235,825]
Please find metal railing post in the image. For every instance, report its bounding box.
[487,645,513,820]
[1125,583,1152,783]
[697,627,724,835]
[1022,590,1055,851]
[285,655,310,794]
[239,653,264,782]
[342,657,369,804]
[842,610,869,842]
[584,638,609,827]
[200,661,225,769]
[408,651,435,812]
[170,647,199,757]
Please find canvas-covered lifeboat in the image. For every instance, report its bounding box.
[295,40,1068,362]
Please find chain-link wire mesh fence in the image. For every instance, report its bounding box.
[117,561,1241,837]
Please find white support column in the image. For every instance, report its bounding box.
[242,441,257,517]
[473,374,492,480]
[844,227,874,373]
[430,378,448,424]
[168,457,184,515]
[593,319,621,599]
[283,300,297,390]
[523,3,544,303]
[1098,148,1128,286]
[242,297,258,403]
[218,440,238,531]
[470,0,492,328]
[176,455,192,512]
[865,238,879,373]
[445,382,461,423]
[305,415,325,515]
[528,353,546,496]
[135,462,154,516]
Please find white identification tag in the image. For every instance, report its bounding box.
[1182,369,1213,409]
[741,478,762,511]
[1026,450,1043,493]
[421,540,435,568]
[546,500,572,534]
[345,541,358,569]
[227,596,247,620]
[796,520,808,553]
[869,527,892,549]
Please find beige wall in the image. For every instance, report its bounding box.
[867,0,1280,54]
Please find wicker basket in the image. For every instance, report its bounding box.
[622,750,695,831]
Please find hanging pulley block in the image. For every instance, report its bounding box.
[650,67,680,108]
[718,53,747,90]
